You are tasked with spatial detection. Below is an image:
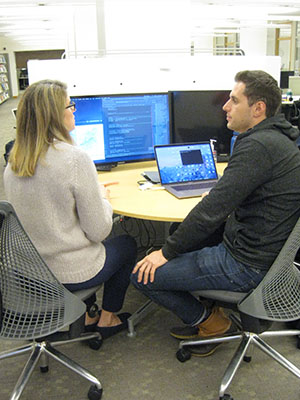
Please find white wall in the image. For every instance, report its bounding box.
[27,55,281,97]
[240,27,268,56]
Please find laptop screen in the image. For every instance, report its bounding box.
[155,142,218,185]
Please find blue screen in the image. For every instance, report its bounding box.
[70,93,170,166]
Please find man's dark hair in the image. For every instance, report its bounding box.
[235,70,282,118]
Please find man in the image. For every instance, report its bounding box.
[131,70,300,355]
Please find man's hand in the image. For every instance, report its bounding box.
[132,249,168,284]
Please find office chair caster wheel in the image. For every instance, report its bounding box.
[243,355,252,363]
[88,337,103,350]
[176,348,191,362]
[88,385,103,400]
[88,303,99,318]
[40,366,49,373]
[220,394,233,400]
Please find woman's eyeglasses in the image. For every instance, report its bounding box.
[65,102,76,111]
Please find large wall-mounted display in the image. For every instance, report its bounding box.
[70,92,171,170]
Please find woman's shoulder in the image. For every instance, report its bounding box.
[52,141,93,164]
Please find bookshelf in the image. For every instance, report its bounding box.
[0,54,10,105]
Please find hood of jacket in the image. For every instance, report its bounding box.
[241,113,299,142]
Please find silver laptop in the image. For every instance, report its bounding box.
[154,142,218,199]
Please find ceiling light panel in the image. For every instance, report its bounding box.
[0,0,95,5]
[191,0,300,7]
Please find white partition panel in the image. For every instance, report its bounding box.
[28,56,281,96]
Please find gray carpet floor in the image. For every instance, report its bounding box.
[0,95,300,400]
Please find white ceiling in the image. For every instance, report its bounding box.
[0,0,299,50]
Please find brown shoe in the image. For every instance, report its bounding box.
[170,307,233,340]
[198,306,232,337]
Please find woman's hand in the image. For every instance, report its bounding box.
[102,181,119,188]
[99,181,119,201]
[132,249,168,284]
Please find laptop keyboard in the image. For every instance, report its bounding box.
[171,182,212,191]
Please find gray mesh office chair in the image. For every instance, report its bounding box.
[0,201,103,400]
[176,216,300,400]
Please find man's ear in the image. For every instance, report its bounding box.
[253,101,267,118]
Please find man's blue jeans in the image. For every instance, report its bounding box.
[131,243,266,326]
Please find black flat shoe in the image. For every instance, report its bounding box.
[85,310,102,332]
[95,312,131,339]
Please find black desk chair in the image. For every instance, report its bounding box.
[0,201,103,400]
[176,217,300,400]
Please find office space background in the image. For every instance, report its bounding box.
[0,0,300,100]
[0,0,297,264]
[0,2,300,400]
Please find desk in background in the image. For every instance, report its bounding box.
[98,161,227,223]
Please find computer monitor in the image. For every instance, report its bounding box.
[280,71,294,89]
[170,90,233,160]
[70,92,171,169]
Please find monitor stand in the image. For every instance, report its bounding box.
[217,154,230,163]
[96,163,118,172]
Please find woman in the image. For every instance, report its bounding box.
[4,79,137,339]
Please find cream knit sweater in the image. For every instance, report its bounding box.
[4,141,113,284]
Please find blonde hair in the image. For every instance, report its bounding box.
[9,79,73,177]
